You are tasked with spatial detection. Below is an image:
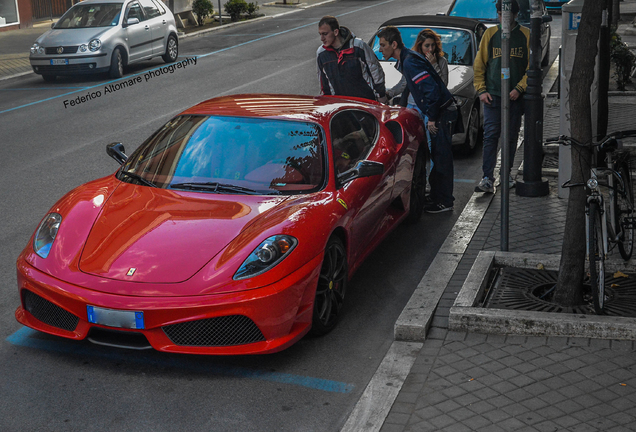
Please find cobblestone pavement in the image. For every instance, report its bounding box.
[380,4,636,429]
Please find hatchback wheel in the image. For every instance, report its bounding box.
[310,236,347,336]
[163,35,178,63]
[109,47,124,78]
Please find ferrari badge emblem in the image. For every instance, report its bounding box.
[337,198,348,210]
[57,46,64,54]
[127,268,137,276]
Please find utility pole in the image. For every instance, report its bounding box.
[501,0,512,251]
[517,0,549,197]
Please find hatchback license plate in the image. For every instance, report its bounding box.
[87,306,144,329]
[50,59,68,65]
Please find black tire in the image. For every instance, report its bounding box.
[162,35,178,63]
[458,104,480,155]
[541,43,550,67]
[109,47,124,78]
[405,151,426,224]
[42,74,56,82]
[616,162,635,260]
[588,202,606,315]
[310,236,347,336]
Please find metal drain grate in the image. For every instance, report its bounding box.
[484,267,636,316]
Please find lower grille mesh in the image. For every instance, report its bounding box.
[162,315,265,347]
[23,290,79,332]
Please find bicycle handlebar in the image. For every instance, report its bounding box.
[545,130,636,147]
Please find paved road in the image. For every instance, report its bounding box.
[0,1,558,430]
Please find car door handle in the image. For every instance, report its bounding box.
[145,25,150,30]
[162,20,167,24]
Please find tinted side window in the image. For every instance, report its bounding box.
[139,0,161,18]
[125,2,145,22]
[331,110,378,175]
[151,0,167,14]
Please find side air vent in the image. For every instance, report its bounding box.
[22,290,79,332]
[163,315,265,347]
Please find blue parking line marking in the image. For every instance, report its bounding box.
[7,327,355,393]
[0,87,89,91]
[0,0,395,116]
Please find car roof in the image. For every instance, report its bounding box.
[379,15,484,32]
[75,0,129,4]
[180,94,382,122]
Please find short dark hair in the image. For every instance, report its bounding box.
[319,16,339,31]
[377,26,404,49]
[496,0,520,15]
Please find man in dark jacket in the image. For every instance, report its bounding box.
[316,16,387,102]
[377,25,456,213]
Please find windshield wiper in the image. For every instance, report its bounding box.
[119,170,157,188]
[169,182,261,195]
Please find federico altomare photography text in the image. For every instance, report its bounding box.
[62,56,198,109]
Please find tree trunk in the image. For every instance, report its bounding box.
[553,0,604,306]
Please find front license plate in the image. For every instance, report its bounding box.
[87,306,144,329]
[50,59,68,65]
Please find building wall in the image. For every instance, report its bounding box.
[0,0,32,31]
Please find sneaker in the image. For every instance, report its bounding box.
[475,177,494,193]
[424,202,453,213]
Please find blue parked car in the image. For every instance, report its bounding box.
[447,0,553,66]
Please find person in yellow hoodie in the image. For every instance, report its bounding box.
[473,0,529,193]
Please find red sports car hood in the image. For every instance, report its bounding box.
[79,184,289,283]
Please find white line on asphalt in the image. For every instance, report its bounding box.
[340,341,422,432]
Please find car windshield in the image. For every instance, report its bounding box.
[54,3,123,28]
[372,27,474,66]
[449,0,532,25]
[121,115,326,195]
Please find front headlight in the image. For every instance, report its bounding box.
[33,213,62,259]
[454,96,470,107]
[89,39,101,52]
[234,235,298,280]
[30,43,44,55]
[79,44,88,52]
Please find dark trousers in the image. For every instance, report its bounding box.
[429,107,457,207]
[482,95,525,180]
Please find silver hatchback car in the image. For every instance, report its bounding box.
[29,0,178,81]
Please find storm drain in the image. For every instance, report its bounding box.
[22,289,79,331]
[162,315,265,347]
[484,266,636,317]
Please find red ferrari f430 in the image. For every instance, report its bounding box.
[15,94,427,355]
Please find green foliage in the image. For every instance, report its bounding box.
[225,0,247,21]
[610,31,636,91]
[246,2,259,17]
[192,0,214,26]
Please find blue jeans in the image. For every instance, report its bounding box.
[429,107,457,207]
[482,95,524,180]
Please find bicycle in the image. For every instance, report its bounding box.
[546,130,636,314]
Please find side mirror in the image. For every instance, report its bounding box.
[543,15,553,23]
[337,160,384,185]
[51,22,56,28]
[107,142,128,165]
[124,17,140,27]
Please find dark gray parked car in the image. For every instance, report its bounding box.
[29,0,178,81]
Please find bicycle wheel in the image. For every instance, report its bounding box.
[588,202,606,314]
[615,161,635,260]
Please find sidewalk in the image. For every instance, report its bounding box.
[0,0,333,81]
[360,4,636,432]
